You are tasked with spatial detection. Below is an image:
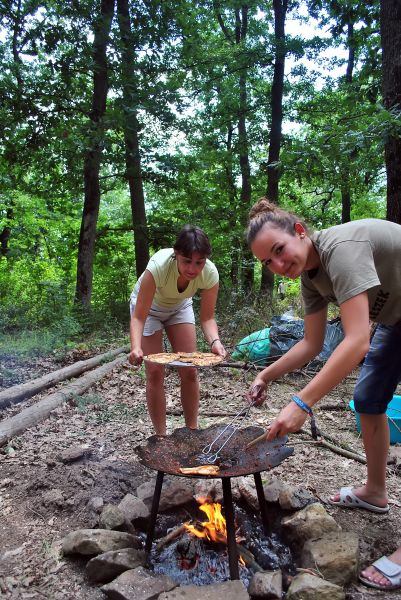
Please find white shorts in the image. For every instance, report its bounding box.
[130,296,195,337]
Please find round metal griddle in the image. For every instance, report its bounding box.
[136,425,294,478]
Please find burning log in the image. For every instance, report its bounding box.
[156,524,187,552]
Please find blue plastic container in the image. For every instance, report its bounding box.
[349,395,401,444]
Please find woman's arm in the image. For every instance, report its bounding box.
[129,270,156,365]
[248,307,328,403]
[266,291,371,439]
[199,283,226,357]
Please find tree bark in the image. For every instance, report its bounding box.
[117,0,149,278]
[261,0,288,296]
[0,345,129,408]
[214,4,253,291]
[75,0,115,306]
[381,0,401,224]
[0,354,127,447]
[266,0,287,204]
[236,6,254,291]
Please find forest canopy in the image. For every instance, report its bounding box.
[1,0,400,342]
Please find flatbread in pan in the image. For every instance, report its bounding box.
[145,352,223,367]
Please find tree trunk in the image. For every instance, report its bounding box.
[225,123,240,286]
[0,355,127,447]
[117,0,149,278]
[266,0,287,204]
[0,206,12,257]
[340,15,355,223]
[0,345,129,408]
[261,0,288,296]
[75,0,115,306]
[214,4,253,291]
[381,0,401,224]
[236,6,254,292]
[341,184,351,223]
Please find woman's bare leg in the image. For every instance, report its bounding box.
[331,413,389,507]
[166,323,199,429]
[142,331,167,435]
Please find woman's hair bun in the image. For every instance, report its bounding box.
[249,197,276,220]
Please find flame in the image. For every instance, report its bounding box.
[184,501,246,566]
[185,502,227,543]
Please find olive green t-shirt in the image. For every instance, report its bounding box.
[132,248,219,308]
[301,219,401,325]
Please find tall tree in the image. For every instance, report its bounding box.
[116,0,149,278]
[380,0,401,224]
[75,0,115,306]
[261,0,289,295]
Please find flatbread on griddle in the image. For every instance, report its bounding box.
[179,465,220,475]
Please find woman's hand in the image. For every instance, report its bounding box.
[265,401,308,441]
[211,339,227,358]
[247,377,267,406]
[129,347,144,366]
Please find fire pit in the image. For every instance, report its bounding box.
[136,425,294,580]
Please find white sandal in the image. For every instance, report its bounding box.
[359,556,401,590]
[329,486,389,514]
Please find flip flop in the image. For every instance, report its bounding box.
[359,556,401,590]
[329,486,389,514]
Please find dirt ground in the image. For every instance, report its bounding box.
[0,350,401,600]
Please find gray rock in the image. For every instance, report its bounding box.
[159,580,249,599]
[237,478,259,511]
[101,566,177,600]
[58,445,92,463]
[279,485,315,510]
[301,530,359,586]
[62,529,141,556]
[248,570,282,599]
[41,488,64,509]
[136,477,194,512]
[99,504,126,530]
[85,547,146,583]
[193,479,223,504]
[262,476,283,503]
[286,572,345,599]
[281,503,340,545]
[118,494,150,522]
[87,496,104,513]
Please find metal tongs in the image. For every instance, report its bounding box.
[197,400,256,464]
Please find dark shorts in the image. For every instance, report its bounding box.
[354,322,401,414]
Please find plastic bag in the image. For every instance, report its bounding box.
[269,316,344,367]
[231,327,271,364]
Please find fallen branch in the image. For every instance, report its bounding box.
[297,428,366,464]
[0,354,127,447]
[0,345,130,409]
[166,409,239,417]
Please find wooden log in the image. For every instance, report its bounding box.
[156,524,187,551]
[0,354,127,447]
[0,345,130,409]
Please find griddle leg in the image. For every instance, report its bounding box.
[254,472,270,535]
[145,470,164,556]
[222,477,240,580]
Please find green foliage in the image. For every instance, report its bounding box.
[0,0,391,344]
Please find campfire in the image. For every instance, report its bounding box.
[184,499,229,544]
